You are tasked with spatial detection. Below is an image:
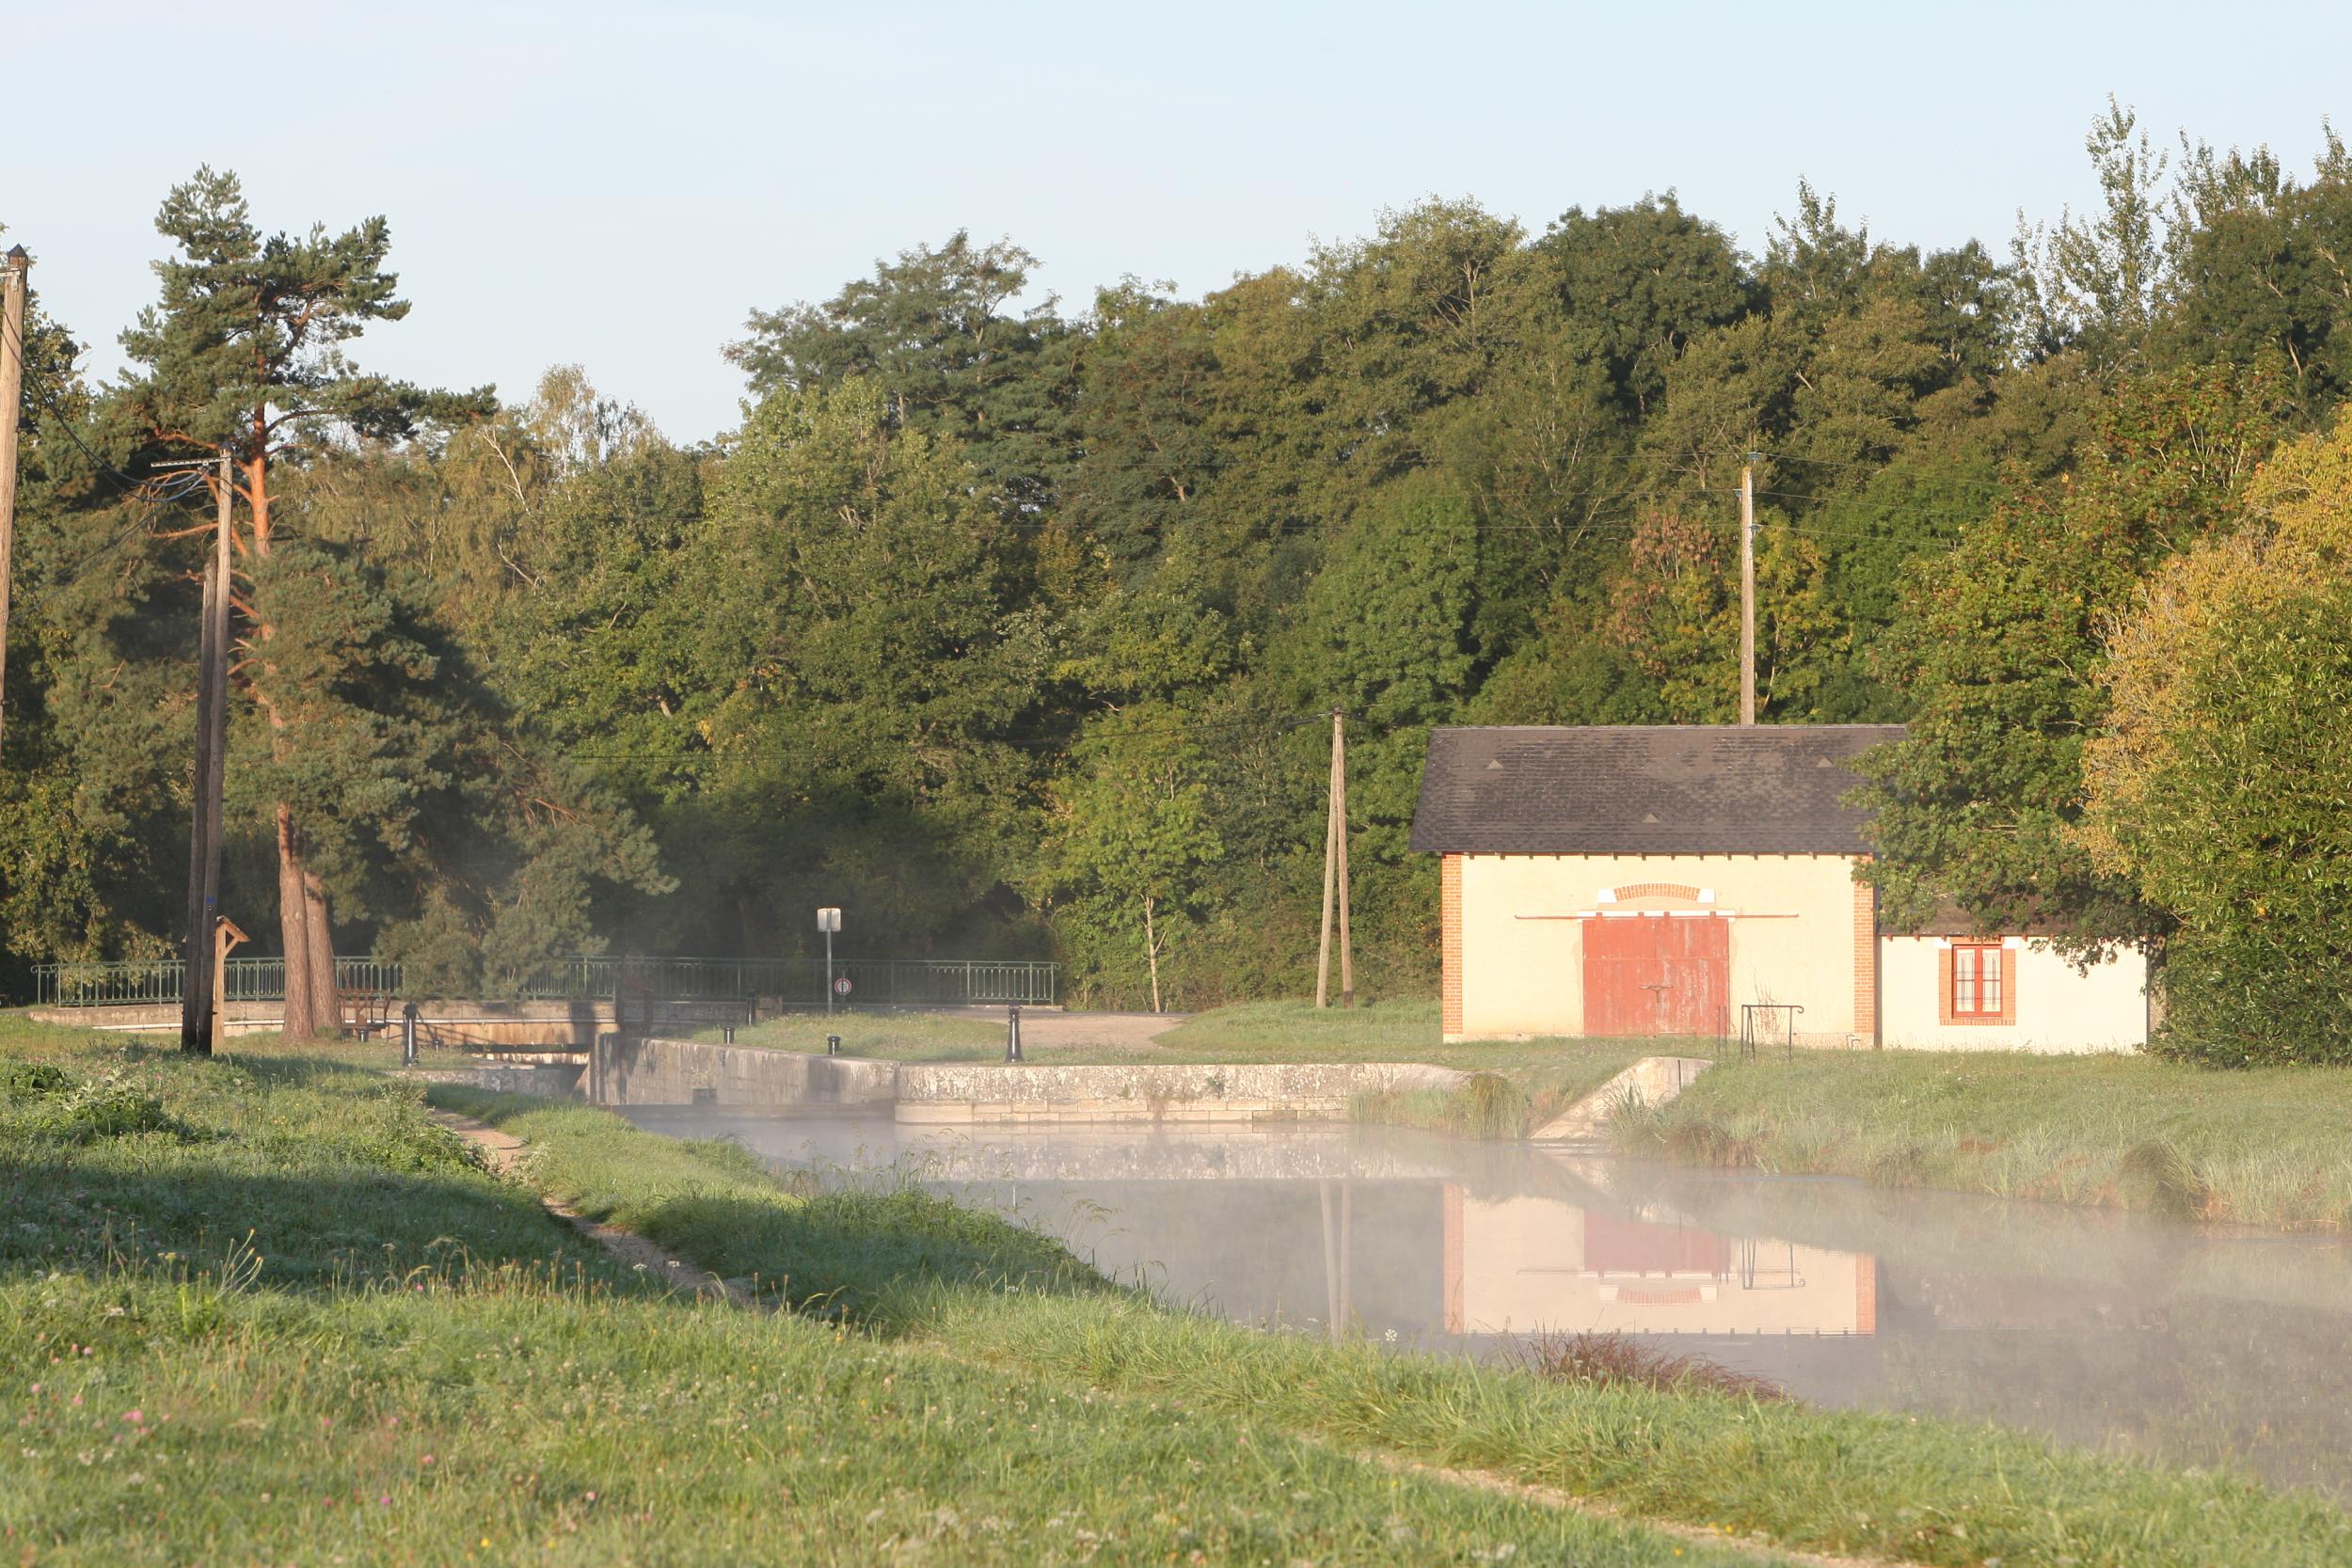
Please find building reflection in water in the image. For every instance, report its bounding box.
[1446,1189,1876,1338]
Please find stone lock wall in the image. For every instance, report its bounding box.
[586,1036,1465,1124]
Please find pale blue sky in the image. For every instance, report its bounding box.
[13,2,2352,441]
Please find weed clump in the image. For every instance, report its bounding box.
[0,1060,72,1099]
[2119,1137,2212,1218]
[15,1069,201,1144]
[1515,1329,1786,1402]
[1661,1117,1759,1167]
[1450,1072,1530,1139]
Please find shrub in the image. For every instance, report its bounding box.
[2151,928,2352,1068]
[0,1060,72,1099]
[20,1070,199,1143]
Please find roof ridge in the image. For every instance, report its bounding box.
[1410,724,1905,856]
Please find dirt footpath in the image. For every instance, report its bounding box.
[427,1107,751,1306]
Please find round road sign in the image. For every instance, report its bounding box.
[833,976,853,996]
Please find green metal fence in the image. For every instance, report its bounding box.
[29,955,1057,1008]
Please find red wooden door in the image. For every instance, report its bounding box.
[1582,915,1728,1037]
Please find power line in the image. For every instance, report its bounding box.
[31,392,158,493]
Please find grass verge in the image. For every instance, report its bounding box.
[1614,1047,2352,1231]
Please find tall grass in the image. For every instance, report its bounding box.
[1615,1048,2352,1230]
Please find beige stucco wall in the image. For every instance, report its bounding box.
[1454,853,1867,1044]
[1880,937,2148,1054]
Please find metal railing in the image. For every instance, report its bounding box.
[29,955,1058,1008]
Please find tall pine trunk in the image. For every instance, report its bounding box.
[276,804,320,1038]
[303,867,339,1031]
[252,457,339,1038]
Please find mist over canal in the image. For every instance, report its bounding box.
[621,1108,2352,1501]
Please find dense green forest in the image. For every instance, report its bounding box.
[4,102,2349,1057]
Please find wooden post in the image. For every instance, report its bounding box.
[0,246,29,762]
[211,918,249,1053]
[1333,712,1353,1008]
[1739,455,1756,725]
[181,453,233,1053]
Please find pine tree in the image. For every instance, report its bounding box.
[114,167,490,1036]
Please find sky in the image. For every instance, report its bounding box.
[12,1,2352,443]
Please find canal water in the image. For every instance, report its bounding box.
[620,1108,2352,1501]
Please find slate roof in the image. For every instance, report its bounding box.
[1409,724,1906,856]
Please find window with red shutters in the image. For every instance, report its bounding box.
[1949,943,2006,1021]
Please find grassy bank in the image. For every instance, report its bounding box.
[1,1019,1780,1566]
[12,1022,2352,1561]
[1615,1048,2352,1231]
[439,1080,2352,1566]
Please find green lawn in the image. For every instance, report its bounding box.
[1616,1046,2352,1231]
[10,1020,2352,1564]
[0,1018,1773,1567]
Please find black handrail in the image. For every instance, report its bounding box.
[30,955,1059,1008]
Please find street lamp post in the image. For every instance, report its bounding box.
[817,907,841,1015]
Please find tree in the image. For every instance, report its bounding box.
[113,166,492,1035]
[228,534,667,995]
[1534,194,1755,420]
[1278,471,1481,986]
[2012,98,2176,366]
[2157,127,2352,418]
[1058,281,1222,579]
[1854,365,2288,949]
[728,231,1073,513]
[1038,709,1223,1012]
[2082,410,2352,1062]
[661,377,1048,957]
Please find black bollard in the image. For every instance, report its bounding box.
[826,1034,841,1057]
[400,1001,420,1068]
[1005,1004,1024,1063]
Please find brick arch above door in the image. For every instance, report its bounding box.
[1609,882,1706,903]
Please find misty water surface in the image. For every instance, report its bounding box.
[622,1108,2352,1501]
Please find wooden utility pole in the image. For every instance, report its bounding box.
[1738,453,1757,726]
[180,453,233,1054]
[1315,711,1355,1008]
[0,245,29,762]
[1334,714,1353,1008]
[1316,741,1338,1008]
